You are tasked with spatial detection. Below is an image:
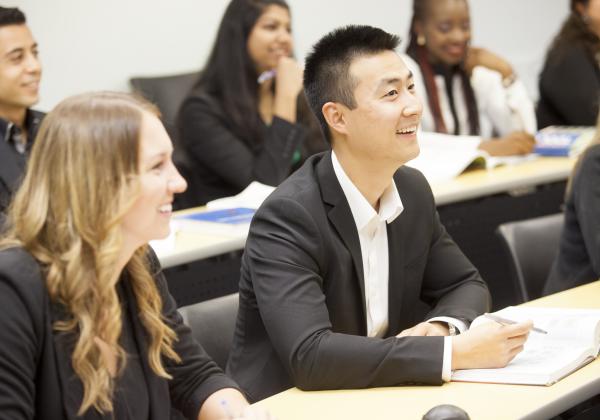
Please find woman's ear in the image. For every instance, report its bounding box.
[413,21,426,46]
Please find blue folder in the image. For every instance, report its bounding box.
[176,207,255,225]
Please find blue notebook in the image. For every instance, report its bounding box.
[534,126,595,157]
[176,207,255,225]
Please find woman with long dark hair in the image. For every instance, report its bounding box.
[537,0,600,129]
[177,0,326,207]
[0,92,271,419]
[403,0,537,156]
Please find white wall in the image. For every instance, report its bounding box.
[12,0,570,111]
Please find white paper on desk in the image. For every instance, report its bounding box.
[451,306,600,386]
[206,181,275,210]
[405,132,483,182]
[406,132,537,183]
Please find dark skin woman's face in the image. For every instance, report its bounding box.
[415,0,471,66]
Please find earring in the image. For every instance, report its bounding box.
[417,35,426,46]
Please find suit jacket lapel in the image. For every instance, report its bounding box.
[316,152,367,319]
[122,275,170,420]
[386,214,407,335]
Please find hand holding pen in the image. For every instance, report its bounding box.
[451,318,533,370]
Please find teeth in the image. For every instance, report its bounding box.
[158,204,172,213]
[396,126,417,134]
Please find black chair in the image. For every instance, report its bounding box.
[129,71,199,142]
[177,293,239,370]
[495,213,564,303]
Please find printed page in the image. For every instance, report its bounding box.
[471,307,600,346]
[405,131,482,182]
[453,307,600,385]
[206,181,275,210]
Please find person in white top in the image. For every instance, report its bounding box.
[404,0,536,156]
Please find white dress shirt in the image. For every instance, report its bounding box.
[331,151,465,381]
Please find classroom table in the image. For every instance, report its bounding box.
[156,156,576,307]
[254,281,600,420]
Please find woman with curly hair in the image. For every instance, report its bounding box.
[0,92,271,419]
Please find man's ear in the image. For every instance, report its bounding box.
[322,102,349,138]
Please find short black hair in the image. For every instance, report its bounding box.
[0,6,26,27]
[303,25,400,143]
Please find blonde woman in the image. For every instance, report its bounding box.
[544,122,600,295]
[0,92,271,419]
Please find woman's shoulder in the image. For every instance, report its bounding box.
[181,89,220,110]
[0,246,41,288]
[0,247,47,307]
[179,89,225,120]
[545,42,592,69]
[579,143,600,171]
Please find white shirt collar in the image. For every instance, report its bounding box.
[331,151,403,232]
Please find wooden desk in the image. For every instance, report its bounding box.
[157,229,245,269]
[157,157,575,269]
[154,208,247,306]
[156,157,576,306]
[432,157,575,206]
[255,281,600,420]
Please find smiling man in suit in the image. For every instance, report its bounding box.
[227,25,532,402]
[0,7,43,223]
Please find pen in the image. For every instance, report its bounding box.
[484,313,548,334]
[257,69,276,84]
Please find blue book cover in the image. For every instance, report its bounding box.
[534,126,595,157]
[176,207,255,225]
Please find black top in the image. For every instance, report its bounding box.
[227,152,490,402]
[545,144,600,294]
[0,109,44,218]
[112,282,150,420]
[537,45,600,129]
[176,91,327,208]
[0,247,240,419]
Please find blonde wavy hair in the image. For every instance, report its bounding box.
[0,91,181,414]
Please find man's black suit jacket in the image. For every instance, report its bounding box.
[227,151,491,402]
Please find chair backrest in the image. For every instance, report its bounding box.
[495,213,564,302]
[177,293,239,370]
[129,72,199,141]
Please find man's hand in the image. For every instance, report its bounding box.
[452,320,533,370]
[396,321,450,337]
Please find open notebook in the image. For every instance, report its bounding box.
[406,132,535,183]
[451,306,600,386]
